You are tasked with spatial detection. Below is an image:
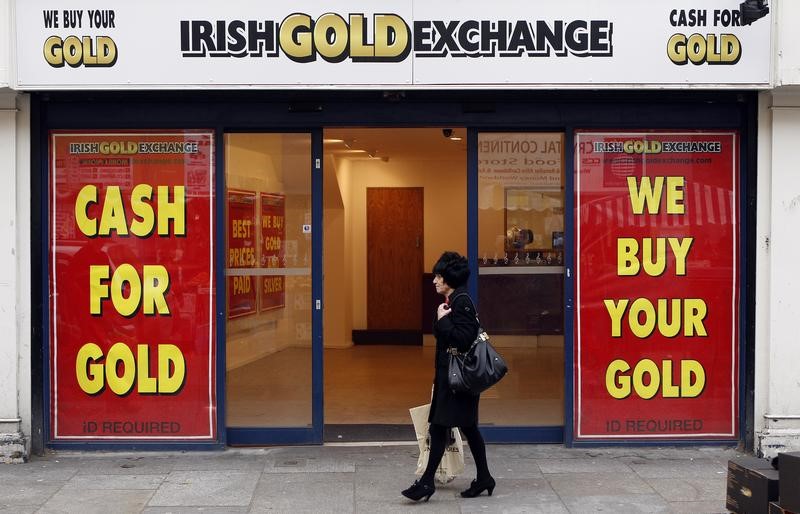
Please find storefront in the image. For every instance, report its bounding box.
[11,1,770,451]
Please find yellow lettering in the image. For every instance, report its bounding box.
[105,342,136,395]
[668,237,693,276]
[314,13,348,61]
[375,14,409,58]
[666,176,685,214]
[349,14,375,58]
[632,359,660,400]
[158,344,186,393]
[604,299,628,337]
[157,185,185,236]
[617,238,639,276]
[280,13,313,62]
[641,238,666,276]
[76,343,104,394]
[97,186,128,236]
[89,265,110,315]
[75,184,98,236]
[110,264,142,317]
[683,299,708,336]
[142,265,170,315]
[628,298,657,338]
[129,184,154,237]
[661,360,680,398]
[681,360,706,397]
[137,345,157,393]
[657,299,682,338]
[627,176,664,215]
[605,359,631,399]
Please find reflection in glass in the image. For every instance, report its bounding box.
[477,132,565,426]
[225,133,312,427]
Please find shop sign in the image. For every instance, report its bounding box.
[227,190,257,318]
[14,1,771,89]
[49,130,216,440]
[574,131,739,439]
[260,193,286,312]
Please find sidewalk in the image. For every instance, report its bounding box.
[1,443,744,513]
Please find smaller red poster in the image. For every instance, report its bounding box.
[260,193,286,311]
[227,190,257,318]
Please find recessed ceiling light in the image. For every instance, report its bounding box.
[324,138,344,144]
[449,136,463,141]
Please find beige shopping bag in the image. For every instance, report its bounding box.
[409,403,465,484]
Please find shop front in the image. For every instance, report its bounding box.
[16,1,767,450]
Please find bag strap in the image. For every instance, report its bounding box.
[449,292,480,324]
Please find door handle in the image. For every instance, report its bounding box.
[416,236,420,248]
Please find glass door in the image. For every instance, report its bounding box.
[474,131,565,442]
[224,132,322,444]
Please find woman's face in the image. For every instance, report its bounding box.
[433,274,454,297]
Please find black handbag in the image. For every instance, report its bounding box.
[446,295,508,395]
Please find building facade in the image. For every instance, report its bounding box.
[1,0,798,462]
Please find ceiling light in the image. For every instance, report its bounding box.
[324,138,344,144]
[449,136,463,141]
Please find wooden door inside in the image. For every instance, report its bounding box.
[364,187,424,344]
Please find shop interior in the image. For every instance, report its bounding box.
[224,129,565,440]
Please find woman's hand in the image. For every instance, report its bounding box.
[437,303,451,320]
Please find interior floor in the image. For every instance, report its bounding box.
[226,345,564,428]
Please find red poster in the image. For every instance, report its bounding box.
[49,130,216,440]
[260,193,286,312]
[575,131,739,440]
[227,190,257,318]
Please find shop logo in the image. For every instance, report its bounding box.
[41,9,118,68]
[180,14,614,62]
[665,7,762,65]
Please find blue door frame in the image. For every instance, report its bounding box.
[33,91,754,450]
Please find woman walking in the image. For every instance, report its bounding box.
[402,251,495,502]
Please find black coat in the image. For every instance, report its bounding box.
[428,286,481,427]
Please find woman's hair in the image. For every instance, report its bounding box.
[432,251,470,288]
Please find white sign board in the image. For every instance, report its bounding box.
[14,0,772,89]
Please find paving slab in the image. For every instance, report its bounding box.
[548,471,657,497]
[645,476,728,502]
[38,489,154,514]
[560,494,671,514]
[60,474,166,490]
[0,480,66,509]
[667,500,728,514]
[628,459,729,479]
[251,472,354,513]
[0,507,37,514]
[357,499,461,513]
[537,456,633,474]
[142,508,249,514]
[459,477,568,514]
[72,456,175,476]
[264,455,356,473]
[147,470,258,507]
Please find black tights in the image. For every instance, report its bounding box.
[420,423,490,485]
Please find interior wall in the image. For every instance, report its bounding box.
[338,155,467,330]
[323,153,351,348]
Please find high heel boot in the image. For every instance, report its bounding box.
[460,476,496,498]
[401,480,435,502]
